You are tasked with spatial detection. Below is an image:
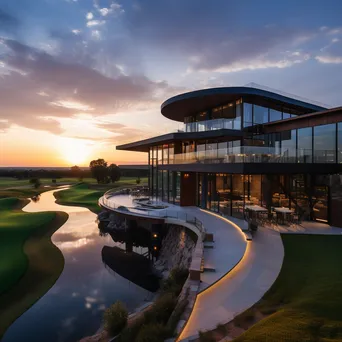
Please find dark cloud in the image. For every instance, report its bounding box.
[0,37,175,134]
[124,1,310,72]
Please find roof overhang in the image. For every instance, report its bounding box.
[116,129,244,152]
[161,87,327,122]
[262,106,342,133]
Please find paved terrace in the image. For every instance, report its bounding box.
[100,195,248,291]
[100,194,342,341]
[99,195,287,340]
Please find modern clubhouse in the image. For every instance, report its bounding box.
[117,86,342,228]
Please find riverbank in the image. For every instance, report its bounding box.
[0,197,68,338]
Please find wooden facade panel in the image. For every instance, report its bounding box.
[180,172,197,206]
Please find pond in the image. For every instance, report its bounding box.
[2,188,155,342]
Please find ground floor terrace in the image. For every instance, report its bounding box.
[150,171,342,227]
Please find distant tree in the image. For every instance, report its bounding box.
[136,177,141,185]
[108,164,121,183]
[89,159,108,183]
[71,165,83,180]
[29,178,41,189]
[52,179,57,184]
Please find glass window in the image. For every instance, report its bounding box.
[234,102,242,129]
[243,103,253,127]
[169,172,174,203]
[270,109,282,122]
[162,144,169,164]
[281,130,296,162]
[168,144,174,164]
[314,124,336,163]
[253,105,268,124]
[338,123,342,163]
[212,106,222,119]
[175,172,181,205]
[218,142,227,159]
[298,127,312,163]
[282,112,291,119]
[222,103,235,119]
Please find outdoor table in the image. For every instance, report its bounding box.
[244,205,267,231]
[245,205,268,212]
[273,207,293,225]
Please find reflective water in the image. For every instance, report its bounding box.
[2,188,153,342]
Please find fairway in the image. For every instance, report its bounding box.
[54,178,147,213]
[0,198,68,337]
[233,234,342,342]
[0,198,57,294]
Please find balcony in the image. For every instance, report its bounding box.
[184,118,241,132]
[171,146,336,164]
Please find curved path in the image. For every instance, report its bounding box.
[99,194,284,340]
[2,188,152,342]
[179,226,284,341]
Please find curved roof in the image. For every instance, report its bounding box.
[161,87,327,122]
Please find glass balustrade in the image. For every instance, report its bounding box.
[171,147,335,164]
[184,118,241,132]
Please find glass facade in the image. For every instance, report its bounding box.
[313,124,336,163]
[298,127,312,163]
[145,97,341,227]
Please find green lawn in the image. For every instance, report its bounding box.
[233,235,342,342]
[54,177,147,213]
[0,198,68,337]
[0,198,56,294]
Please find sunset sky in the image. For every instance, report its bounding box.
[1,0,342,167]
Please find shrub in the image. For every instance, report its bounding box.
[144,293,177,325]
[120,317,145,342]
[135,323,169,342]
[166,298,189,334]
[161,267,188,296]
[103,301,128,336]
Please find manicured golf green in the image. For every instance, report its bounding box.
[0,198,56,294]
[234,234,342,342]
[54,178,147,213]
[0,198,68,337]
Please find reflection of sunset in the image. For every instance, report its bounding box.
[55,237,93,250]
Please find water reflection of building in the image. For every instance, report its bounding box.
[117,86,342,227]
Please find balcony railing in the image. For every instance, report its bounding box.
[184,118,241,132]
[99,188,205,235]
[171,146,337,164]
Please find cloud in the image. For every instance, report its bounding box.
[86,12,93,20]
[124,1,313,73]
[98,3,124,16]
[316,55,342,64]
[86,20,106,27]
[316,35,342,64]
[96,122,126,132]
[0,37,174,134]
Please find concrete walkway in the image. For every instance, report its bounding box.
[179,227,284,341]
[103,195,284,340]
[185,209,247,291]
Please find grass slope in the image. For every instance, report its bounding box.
[0,198,56,294]
[54,178,147,213]
[0,198,68,337]
[234,234,342,342]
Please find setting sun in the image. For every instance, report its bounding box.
[59,138,90,165]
